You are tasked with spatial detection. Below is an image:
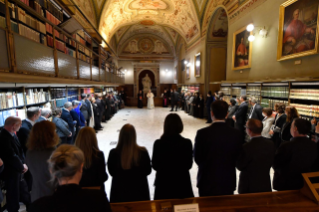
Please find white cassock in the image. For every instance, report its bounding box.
[147,92,154,109]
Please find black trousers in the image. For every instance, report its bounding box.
[5,174,31,212]
[171,102,177,111]
[207,107,212,122]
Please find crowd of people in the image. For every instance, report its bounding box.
[1,88,319,211]
[0,91,124,212]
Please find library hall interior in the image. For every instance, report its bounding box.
[2,0,319,211]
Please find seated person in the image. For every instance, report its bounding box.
[29,145,111,212]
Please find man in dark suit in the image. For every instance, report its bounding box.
[0,117,31,212]
[180,90,185,110]
[194,100,242,196]
[17,107,40,154]
[236,119,275,194]
[61,102,75,144]
[273,118,317,191]
[205,91,215,124]
[233,95,248,142]
[248,97,263,121]
[95,94,104,129]
[36,108,51,123]
[170,89,177,111]
[86,94,93,126]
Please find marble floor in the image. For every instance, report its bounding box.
[15,106,275,212]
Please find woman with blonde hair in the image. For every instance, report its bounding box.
[75,127,108,191]
[29,145,111,212]
[26,121,59,202]
[107,124,151,203]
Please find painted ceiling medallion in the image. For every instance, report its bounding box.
[129,0,168,10]
[138,38,155,53]
[140,20,155,25]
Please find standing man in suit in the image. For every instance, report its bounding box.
[80,94,89,125]
[61,102,75,144]
[236,119,275,194]
[248,97,263,121]
[273,118,317,191]
[233,95,249,142]
[36,108,52,122]
[95,94,104,129]
[86,94,93,127]
[170,89,177,111]
[194,100,242,196]
[205,91,215,124]
[0,117,31,212]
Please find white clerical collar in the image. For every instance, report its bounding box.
[26,119,35,126]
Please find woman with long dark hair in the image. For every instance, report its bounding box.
[281,106,300,143]
[107,124,151,203]
[75,127,108,191]
[152,114,194,200]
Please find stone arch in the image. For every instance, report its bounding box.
[204,7,229,95]
[134,65,160,98]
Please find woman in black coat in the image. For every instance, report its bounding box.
[226,99,239,128]
[138,90,143,108]
[281,106,299,143]
[107,124,151,203]
[75,127,108,191]
[152,114,194,200]
[197,94,204,118]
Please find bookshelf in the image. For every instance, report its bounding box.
[0,0,124,85]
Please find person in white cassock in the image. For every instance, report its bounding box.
[147,90,154,109]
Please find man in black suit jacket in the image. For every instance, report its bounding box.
[194,100,242,196]
[0,117,31,212]
[17,107,40,154]
[95,94,104,129]
[248,97,263,121]
[273,118,317,191]
[170,89,177,111]
[61,102,75,144]
[236,119,275,194]
[86,94,93,126]
[233,95,248,142]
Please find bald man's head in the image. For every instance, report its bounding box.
[4,116,22,132]
[246,119,263,135]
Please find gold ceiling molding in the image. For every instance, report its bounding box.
[98,0,200,45]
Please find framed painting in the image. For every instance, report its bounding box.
[194,52,201,77]
[277,0,319,61]
[232,25,253,71]
[186,66,190,80]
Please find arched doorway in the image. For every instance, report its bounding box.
[138,70,156,97]
[205,7,228,94]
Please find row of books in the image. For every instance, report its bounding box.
[67,89,78,96]
[0,16,5,29]
[51,88,66,99]
[78,52,90,63]
[100,47,108,59]
[65,36,76,48]
[46,23,58,36]
[11,20,19,33]
[19,0,30,6]
[30,0,43,16]
[19,23,46,44]
[45,10,60,26]
[65,47,75,58]
[261,98,288,110]
[54,97,67,108]
[67,96,78,102]
[261,87,289,98]
[0,109,26,127]
[78,45,91,56]
[290,89,319,100]
[76,33,86,46]
[83,88,94,94]
[290,103,319,118]
[231,88,246,97]
[0,0,5,15]
[17,7,46,34]
[220,87,231,95]
[77,30,91,45]
[45,0,63,22]
[25,89,50,105]
[0,92,25,109]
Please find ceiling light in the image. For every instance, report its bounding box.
[248,35,255,42]
[246,24,254,32]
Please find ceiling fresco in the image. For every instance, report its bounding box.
[98,0,200,44]
[115,24,176,54]
[72,0,97,27]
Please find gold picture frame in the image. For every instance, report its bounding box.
[232,25,253,71]
[194,52,201,77]
[277,0,319,61]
